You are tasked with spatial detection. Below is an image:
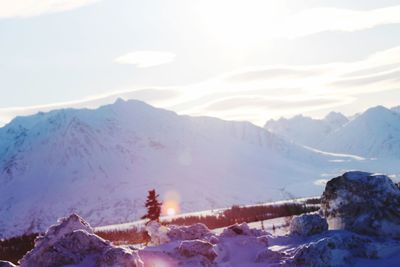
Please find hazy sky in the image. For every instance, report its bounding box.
[1,0,400,126]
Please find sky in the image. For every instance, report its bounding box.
[1,0,400,126]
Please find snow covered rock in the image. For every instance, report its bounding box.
[286,233,372,267]
[178,240,217,262]
[321,171,400,238]
[167,223,213,241]
[20,214,143,267]
[0,261,16,267]
[220,223,266,237]
[255,249,283,263]
[289,214,328,236]
[145,221,170,245]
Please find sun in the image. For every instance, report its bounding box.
[191,0,288,48]
[162,191,181,216]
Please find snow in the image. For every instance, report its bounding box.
[0,99,331,238]
[1,100,400,239]
[145,221,170,245]
[19,214,144,267]
[321,171,400,238]
[167,223,213,241]
[265,111,348,148]
[20,217,400,267]
[267,105,400,159]
[321,106,400,158]
[178,240,217,261]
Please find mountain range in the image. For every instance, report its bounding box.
[266,105,400,158]
[1,99,399,238]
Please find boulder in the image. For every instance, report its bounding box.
[286,233,372,267]
[289,214,328,236]
[255,249,283,263]
[145,221,170,245]
[321,171,400,238]
[220,223,266,237]
[178,240,217,262]
[20,214,143,267]
[167,223,212,241]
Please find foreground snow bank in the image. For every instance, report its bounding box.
[19,214,143,267]
[14,171,400,266]
[321,171,400,238]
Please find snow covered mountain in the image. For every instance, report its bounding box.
[0,99,332,238]
[320,106,400,158]
[266,106,400,159]
[392,106,400,114]
[265,112,348,148]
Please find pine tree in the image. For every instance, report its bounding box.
[141,189,162,224]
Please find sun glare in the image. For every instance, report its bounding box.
[192,0,288,47]
[162,190,181,216]
[166,207,176,216]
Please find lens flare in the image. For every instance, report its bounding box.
[166,207,176,216]
[162,191,181,216]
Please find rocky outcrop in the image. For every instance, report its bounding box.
[290,214,328,237]
[19,214,143,267]
[321,171,400,238]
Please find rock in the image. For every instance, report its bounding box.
[145,221,170,245]
[255,249,283,263]
[286,233,372,267]
[167,223,212,241]
[256,235,269,246]
[20,214,143,267]
[0,261,16,267]
[321,171,400,238]
[97,246,143,267]
[289,214,328,236]
[220,223,266,237]
[178,240,218,262]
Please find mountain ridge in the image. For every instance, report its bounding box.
[0,99,327,238]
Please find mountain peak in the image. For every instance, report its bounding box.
[358,105,396,122]
[324,111,347,121]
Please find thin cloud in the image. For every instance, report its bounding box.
[114,51,176,68]
[226,67,325,83]
[331,69,400,88]
[2,47,400,127]
[0,0,100,18]
[280,5,400,39]
[174,46,400,124]
[0,88,180,126]
[204,96,350,111]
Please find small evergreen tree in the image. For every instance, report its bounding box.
[141,189,162,224]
